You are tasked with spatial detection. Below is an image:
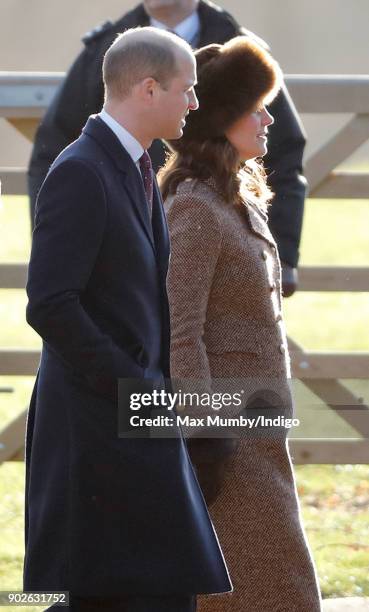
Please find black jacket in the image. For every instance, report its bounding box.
[28,0,306,266]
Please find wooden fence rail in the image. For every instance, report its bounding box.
[0,73,368,464]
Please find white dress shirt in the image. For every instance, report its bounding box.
[150,11,200,46]
[98,108,144,172]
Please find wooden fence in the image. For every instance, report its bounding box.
[0,73,368,464]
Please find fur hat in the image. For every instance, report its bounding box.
[173,36,282,147]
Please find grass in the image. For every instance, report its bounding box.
[0,464,42,612]
[0,194,368,606]
[284,197,369,352]
[295,464,369,598]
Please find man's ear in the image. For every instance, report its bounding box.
[138,77,159,103]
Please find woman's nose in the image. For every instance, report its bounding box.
[262,107,274,126]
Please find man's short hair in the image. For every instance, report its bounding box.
[103,27,192,99]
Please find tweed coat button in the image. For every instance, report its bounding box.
[261,249,268,260]
[269,281,276,291]
[279,343,286,354]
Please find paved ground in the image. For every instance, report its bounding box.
[323,598,369,611]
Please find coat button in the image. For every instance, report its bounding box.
[276,313,282,322]
[261,249,268,260]
[270,281,276,291]
[279,343,286,354]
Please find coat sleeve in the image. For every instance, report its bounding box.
[166,191,222,390]
[26,159,144,403]
[27,42,105,227]
[264,83,307,268]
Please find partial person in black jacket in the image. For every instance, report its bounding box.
[28,0,306,295]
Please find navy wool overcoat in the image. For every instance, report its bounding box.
[24,116,231,598]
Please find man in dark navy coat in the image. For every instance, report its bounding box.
[24,27,231,612]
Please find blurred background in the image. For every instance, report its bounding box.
[2,0,369,167]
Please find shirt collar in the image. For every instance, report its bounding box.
[150,11,200,45]
[99,109,144,164]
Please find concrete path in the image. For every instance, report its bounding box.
[323,598,369,611]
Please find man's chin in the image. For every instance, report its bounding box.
[165,128,183,141]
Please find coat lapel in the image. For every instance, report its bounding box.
[242,199,277,248]
[203,176,276,249]
[83,115,155,252]
[152,178,170,275]
[122,168,156,251]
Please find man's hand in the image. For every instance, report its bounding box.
[281,262,298,297]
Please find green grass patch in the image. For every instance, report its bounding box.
[0,463,44,610]
[0,196,31,263]
[298,198,369,266]
[295,464,369,598]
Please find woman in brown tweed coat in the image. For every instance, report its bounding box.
[159,37,322,611]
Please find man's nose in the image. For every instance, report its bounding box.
[189,90,199,111]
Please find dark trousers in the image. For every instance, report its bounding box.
[49,594,197,611]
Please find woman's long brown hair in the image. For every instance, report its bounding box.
[158,136,273,211]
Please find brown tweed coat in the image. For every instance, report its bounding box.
[165,178,322,611]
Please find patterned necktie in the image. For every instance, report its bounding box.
[139,151,153,218]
